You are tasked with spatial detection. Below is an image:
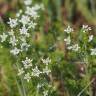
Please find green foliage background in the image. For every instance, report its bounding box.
[0,0,96,96]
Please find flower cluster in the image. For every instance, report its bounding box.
[42,57,51,75]
[18,57,51,82]
[1,0,95,95]
[64,25,80,52]
[0,1,51,96]
[82,25,92,33]
[64,25,73,34]
[64,25,96,56]
[17,57,51,96]
[0,0,44,56]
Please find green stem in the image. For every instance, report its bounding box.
[15,58,27,96]
[77,79,94,96]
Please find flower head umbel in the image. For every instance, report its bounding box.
[10,47,20,55]
[0,33,8,42]
[9,36,18,46]
[67,44,80,52]
[32,66,42,77]
[8,18,18,28]
[64,25,73,34]
[19,26,29,37]
[22,57,32,69]
[43,66,51,75]
[19,15,30,25]
[43,90,48,96]
[42,57,51,75]
[90,48,96,55]
[18,68,24,76]
[42,57,51,65]
[82,25,91,33]
[20,42,30,51]
[28,21,37,29]
[25,6,39,19]
[24,73,31,82]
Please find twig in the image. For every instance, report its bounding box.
[77,79,94,96]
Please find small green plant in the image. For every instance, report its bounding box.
[0,0,53,96]
[64,25,96,96]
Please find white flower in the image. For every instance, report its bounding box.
[43,66,51,75]
[64,36,71,45]
[88,35,93,42]
[18,68,24,76]
[24,0,32,6]
[34,4,41,10]
[82,25,91,33]
[42,57,51,65]
[72,44,80,52]
[68,44,80,52]
[20,42,30,51]
[19,26,29,37]
[10,47,20,55]
[24,73,31,82]
[67,46,73,50]
[22,57,32,69]
[43,90,48,96]
[9,36,18,46]
[19,15,30,25]
[8,18,18,28]
[28,21,37,29]
[90,48,96,55]
[64,25,73,34]
[25,6,39,19]
[32,66,41,77]
[0,33,8,42]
